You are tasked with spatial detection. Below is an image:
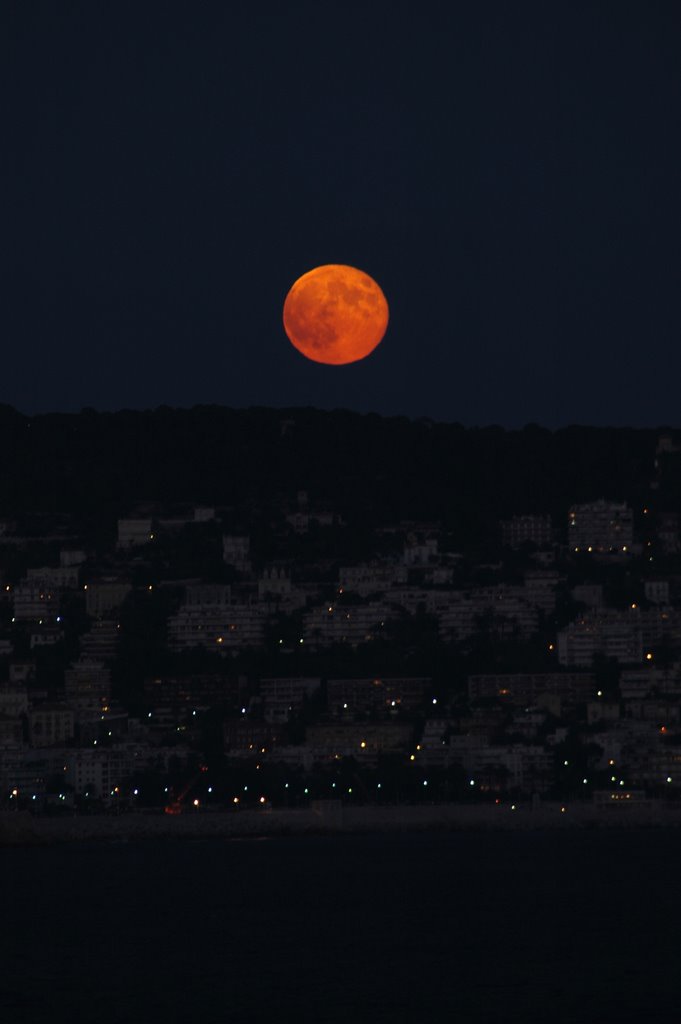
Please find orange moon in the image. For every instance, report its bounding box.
[283,264,389,365]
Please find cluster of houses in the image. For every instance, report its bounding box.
[1,484,681,810]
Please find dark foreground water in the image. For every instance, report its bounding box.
[1,829,679,1023]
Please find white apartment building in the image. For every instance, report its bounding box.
[620,666,681,699]
[0,687,28,716]
[568,500,634,553]
[64,660,111,704]
[403,537,439,566]
[65,743,162,802]
[339,562,407,596]
[28,704,75,747]
[258,568,292,599]
[168,602,265,650]
[419,718,453,767]
[117,518,154,548]
[523,571,561,612]
[558,612,643,667]
[438,587,538,643]
[12,582,59,622]
[259,677,321,723]
[303,602,390,647]
[79,619,120,660]
[0,715,24,748]
[450,738,554,793]
[222,535,251,572]
[468,672,595,705]
[500,515,554,549]
[26,566,80,589]
[85,580,132,617]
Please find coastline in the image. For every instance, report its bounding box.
[3,799,681,846]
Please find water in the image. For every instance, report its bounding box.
[2,830,679,1023]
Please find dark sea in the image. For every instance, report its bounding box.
[1,829,678,1023]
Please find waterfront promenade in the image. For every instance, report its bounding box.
[3,799,681,845]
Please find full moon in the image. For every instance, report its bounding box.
[283,264,389,365]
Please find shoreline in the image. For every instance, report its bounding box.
[3,800,681,846]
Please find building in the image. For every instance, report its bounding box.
[303,602,390,647]
[557,613,642,667]
[64,660,111,705]
[620,666,681,700]
[523,570,561,612]
[12,582,59,622]
[259,677,321,723]
[438,587,538,643]
[448,737,554,794]
[338,561,407,597]
[117,518,154,548]
[0,686,29,717]
[26,565,80,589]
[258,568,292,600]
[305,722,413,765]
[327,677,431,716]
[568,500,633,553]
[222,536,251,573]
[79,619,121,661]
[30,625,64,649]
[143,674,245,710]
[0,714,24,748]
[28,704,75,747]
[168,600,265,650]
[500,515,554,549]
[85,580,132,617]
[223,721,283,755]
[468,672,595,706]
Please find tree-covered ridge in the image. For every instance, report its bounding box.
[0,405,665,531]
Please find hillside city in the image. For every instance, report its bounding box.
[2,413,681,817]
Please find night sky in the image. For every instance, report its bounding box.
[4,1,681,427]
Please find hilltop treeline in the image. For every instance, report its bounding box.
[0,404,673,535]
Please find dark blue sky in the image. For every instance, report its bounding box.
[4,1,680,426]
